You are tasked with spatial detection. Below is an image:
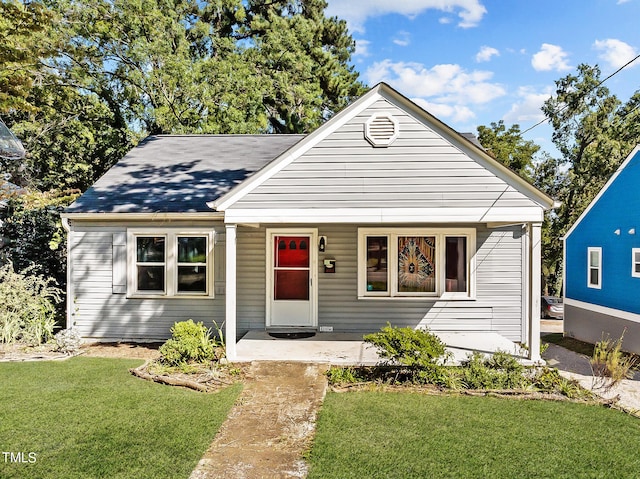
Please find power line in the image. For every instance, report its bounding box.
[520,53,640,136]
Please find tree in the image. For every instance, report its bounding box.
[49,0,364,136]
[0,0,54,114]
[476,121,539,180]
[540,64,640,294]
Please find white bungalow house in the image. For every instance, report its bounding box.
[62,83,554,361]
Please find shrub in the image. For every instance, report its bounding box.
[0,262,61,345]
[0,190,79,325]
[159,320,219,366]
[54,328,82,354]
[364,323,448,369]
[590,332,637,390]
[460,350,527,390]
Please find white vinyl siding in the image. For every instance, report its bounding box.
[588,247,602,289]
[231,99,542,217]
[232,224,524,342]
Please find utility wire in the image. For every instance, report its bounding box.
[520,53,640,136]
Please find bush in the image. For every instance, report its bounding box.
[460,350,527,390]
[0,189,80,326]
[159,320,219,366]
[364,323,448,369]
[54,328,82,354]
[590,332,637,390]
[0,262,61,345]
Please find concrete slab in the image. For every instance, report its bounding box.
[234,330,531,365]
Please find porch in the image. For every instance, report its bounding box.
[234,331,534,365]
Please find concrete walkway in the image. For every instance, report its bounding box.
[543,341,640,414]
[541,319,640,414]
[190,362,328,479]
[191,324,640,478]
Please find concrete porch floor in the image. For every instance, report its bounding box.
[234,330,531,365]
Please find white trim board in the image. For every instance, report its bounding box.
[224,207,544,224]
[565,297,640,325]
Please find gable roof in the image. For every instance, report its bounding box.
[565,144,640,239]
[66,134,304,214]
[211,83,554,213]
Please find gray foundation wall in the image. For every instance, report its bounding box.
[565,303,640,354]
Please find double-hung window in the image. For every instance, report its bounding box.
[129,230,214,298]
[632,248,640,278]
[587,247,602,289]
[358,228,475,299]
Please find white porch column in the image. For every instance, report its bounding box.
[529,222,542,362]
[225,224,237,361]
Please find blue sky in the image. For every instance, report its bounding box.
[325,0,640,156]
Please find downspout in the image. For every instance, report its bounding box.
[61,217,74,331]
[528,222,542,362]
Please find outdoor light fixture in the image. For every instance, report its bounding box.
[0,118,25,160]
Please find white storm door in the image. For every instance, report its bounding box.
[267,230,317,328]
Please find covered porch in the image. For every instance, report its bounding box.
[234,330,535,365]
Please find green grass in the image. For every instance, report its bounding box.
[307,391,640,479]
[542,333,596,356]
[0,357,241,479]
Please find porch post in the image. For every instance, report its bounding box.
[529,222,542,362]
[225,224,237,361]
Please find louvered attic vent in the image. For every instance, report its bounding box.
[365,114,399,147]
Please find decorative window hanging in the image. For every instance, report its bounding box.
[397,236,436,293]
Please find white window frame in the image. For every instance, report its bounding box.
[587,247,602,289]
[357,227,476,300]
[127,229,215,298]
[632,248,640,278]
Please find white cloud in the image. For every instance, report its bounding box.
[531,43,571,72]
[364,59,507,123]
[593,38,638,69]
[365,60,505,104]
[476,46,499,63]
[502,86,552,125]
[354,39,371,57]
[393,31,411,47]
[325,0,487,33]
[412,98,476,123]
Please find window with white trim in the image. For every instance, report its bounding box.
[358,228,475,299]
[632,248,640,278]
[128,230,214,297]
[587,247,602,289]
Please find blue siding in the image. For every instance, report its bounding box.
[566,149,640,313]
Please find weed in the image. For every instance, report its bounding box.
[590,332,637,391]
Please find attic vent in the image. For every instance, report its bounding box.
[365,114,399,147]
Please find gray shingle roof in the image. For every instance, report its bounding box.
[66,135,304,213]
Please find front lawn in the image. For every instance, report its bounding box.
[0,357,241,479]
[307,391,640,479]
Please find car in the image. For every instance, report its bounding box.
[541,296,563,319]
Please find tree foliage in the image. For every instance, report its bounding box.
[0,0,54,114]
[0,189,80,323]
[48,0,364,136]
[1,0,363,193]
[539,64,640,293]
[477,120,539,180]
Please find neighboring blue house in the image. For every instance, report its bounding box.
[564,145,640,353]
